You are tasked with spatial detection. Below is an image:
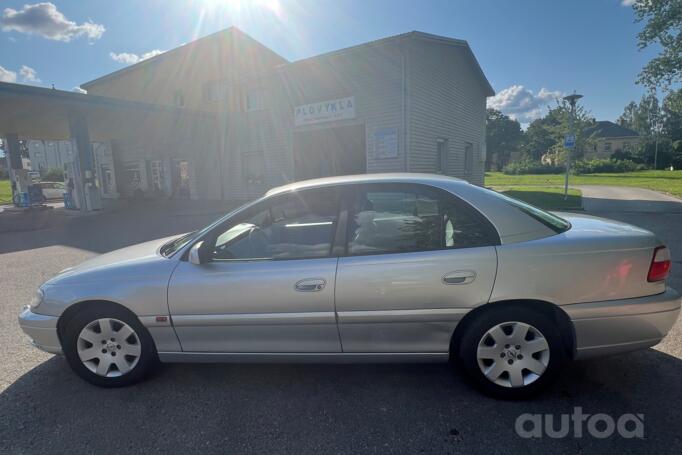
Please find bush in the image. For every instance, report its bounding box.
[0,168,8,180]
[572,159,646,175]
[503,158,647,175]
[502,159,563,175]
[41,167,64,182]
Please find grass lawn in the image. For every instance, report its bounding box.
[0,179,10,204]
[493,186,582,211]
[486,170,682,199]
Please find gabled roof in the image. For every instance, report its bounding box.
[282,30,494,97]
[82,28,494,97]
[81,27,287,90]
[584,120,639,139]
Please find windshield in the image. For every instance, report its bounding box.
[483,188,571,233]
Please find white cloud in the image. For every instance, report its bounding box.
[1,2,105,42]
[621,0,636,6]
[487,85,564,124]
[0,65,17,82]
[72,86,87,94]
[109,49,165,65]
[19,65,39,82]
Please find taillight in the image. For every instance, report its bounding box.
[648,246,671,282]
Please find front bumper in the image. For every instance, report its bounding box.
[564,287,681,359]
[18,307,62,354]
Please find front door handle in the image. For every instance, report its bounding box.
[295,278,326,292]
[442,270,476,285]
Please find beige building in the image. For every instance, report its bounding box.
[2,27,494,210]
[584,121,640,160]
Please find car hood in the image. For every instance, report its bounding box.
[44,235,182,286]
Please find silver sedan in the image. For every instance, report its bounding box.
[19,173,681,398]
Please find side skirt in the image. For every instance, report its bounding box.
[157,352,449,363]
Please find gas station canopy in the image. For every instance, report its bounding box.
[0,81,218,211]
[0,81,215,142]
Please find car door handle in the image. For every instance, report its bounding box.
[442,271,476,285]
[295,278,326,292]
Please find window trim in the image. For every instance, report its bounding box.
[464,142,474,176]
[342,182,500,258]
[436,138,448,174]
[245,88,266,112]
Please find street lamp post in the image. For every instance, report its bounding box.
[563,92,583,200]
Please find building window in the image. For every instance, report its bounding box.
[245,89,265,111]
[436,139,448,174]
[604,142,612,153]
[623,142,631,152]
[464,142,474,175]
[203,81,228,103]
[242,152,265,186]
[173,90,185,107]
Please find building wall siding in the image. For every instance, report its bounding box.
[407,41,487,185]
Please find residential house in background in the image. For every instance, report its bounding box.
[584,120,640,160]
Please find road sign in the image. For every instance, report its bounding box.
[564,134,576,149]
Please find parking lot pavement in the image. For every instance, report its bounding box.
[1,193,682,454]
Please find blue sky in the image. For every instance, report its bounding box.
[0,0,660,125]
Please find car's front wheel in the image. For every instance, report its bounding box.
[457,306,566,399]
[62,305,158,387]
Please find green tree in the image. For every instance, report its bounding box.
[522,116,559,161]
[544,100,596,162]
[633,0,682,90]
[618,93,661,136]
[661,89,682,167]
[522,101,595,163]
[617,93,668,166]
[485,108,524,170]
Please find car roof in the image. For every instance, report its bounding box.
[265,173,468,196]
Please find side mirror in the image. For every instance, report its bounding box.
[188,241,205,265]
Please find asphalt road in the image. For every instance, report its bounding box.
[1,191,682,454]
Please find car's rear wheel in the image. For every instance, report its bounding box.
[62,305,158,387]
[457,306,566,399]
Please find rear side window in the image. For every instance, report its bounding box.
[346,184,498,255]
[482,188,570,233]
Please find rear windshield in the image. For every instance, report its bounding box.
[483,188,571,233]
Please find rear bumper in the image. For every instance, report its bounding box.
[18,307,62,355]
[563,287,681,359]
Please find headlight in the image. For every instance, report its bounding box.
[29,288,44,310]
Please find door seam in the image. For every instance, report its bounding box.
[333,257,345,352]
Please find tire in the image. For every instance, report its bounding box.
[456,306,566,399]
[62,304,159,387]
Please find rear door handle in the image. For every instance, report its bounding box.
[295,278,326,292]
[442,271,476,285]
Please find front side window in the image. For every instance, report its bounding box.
[210,190,338,261]
[347,184,497,255]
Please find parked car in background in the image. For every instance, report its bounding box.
[37,181,66,200]
[18,173,680,399]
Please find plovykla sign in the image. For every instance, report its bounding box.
[294,96,355,126]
